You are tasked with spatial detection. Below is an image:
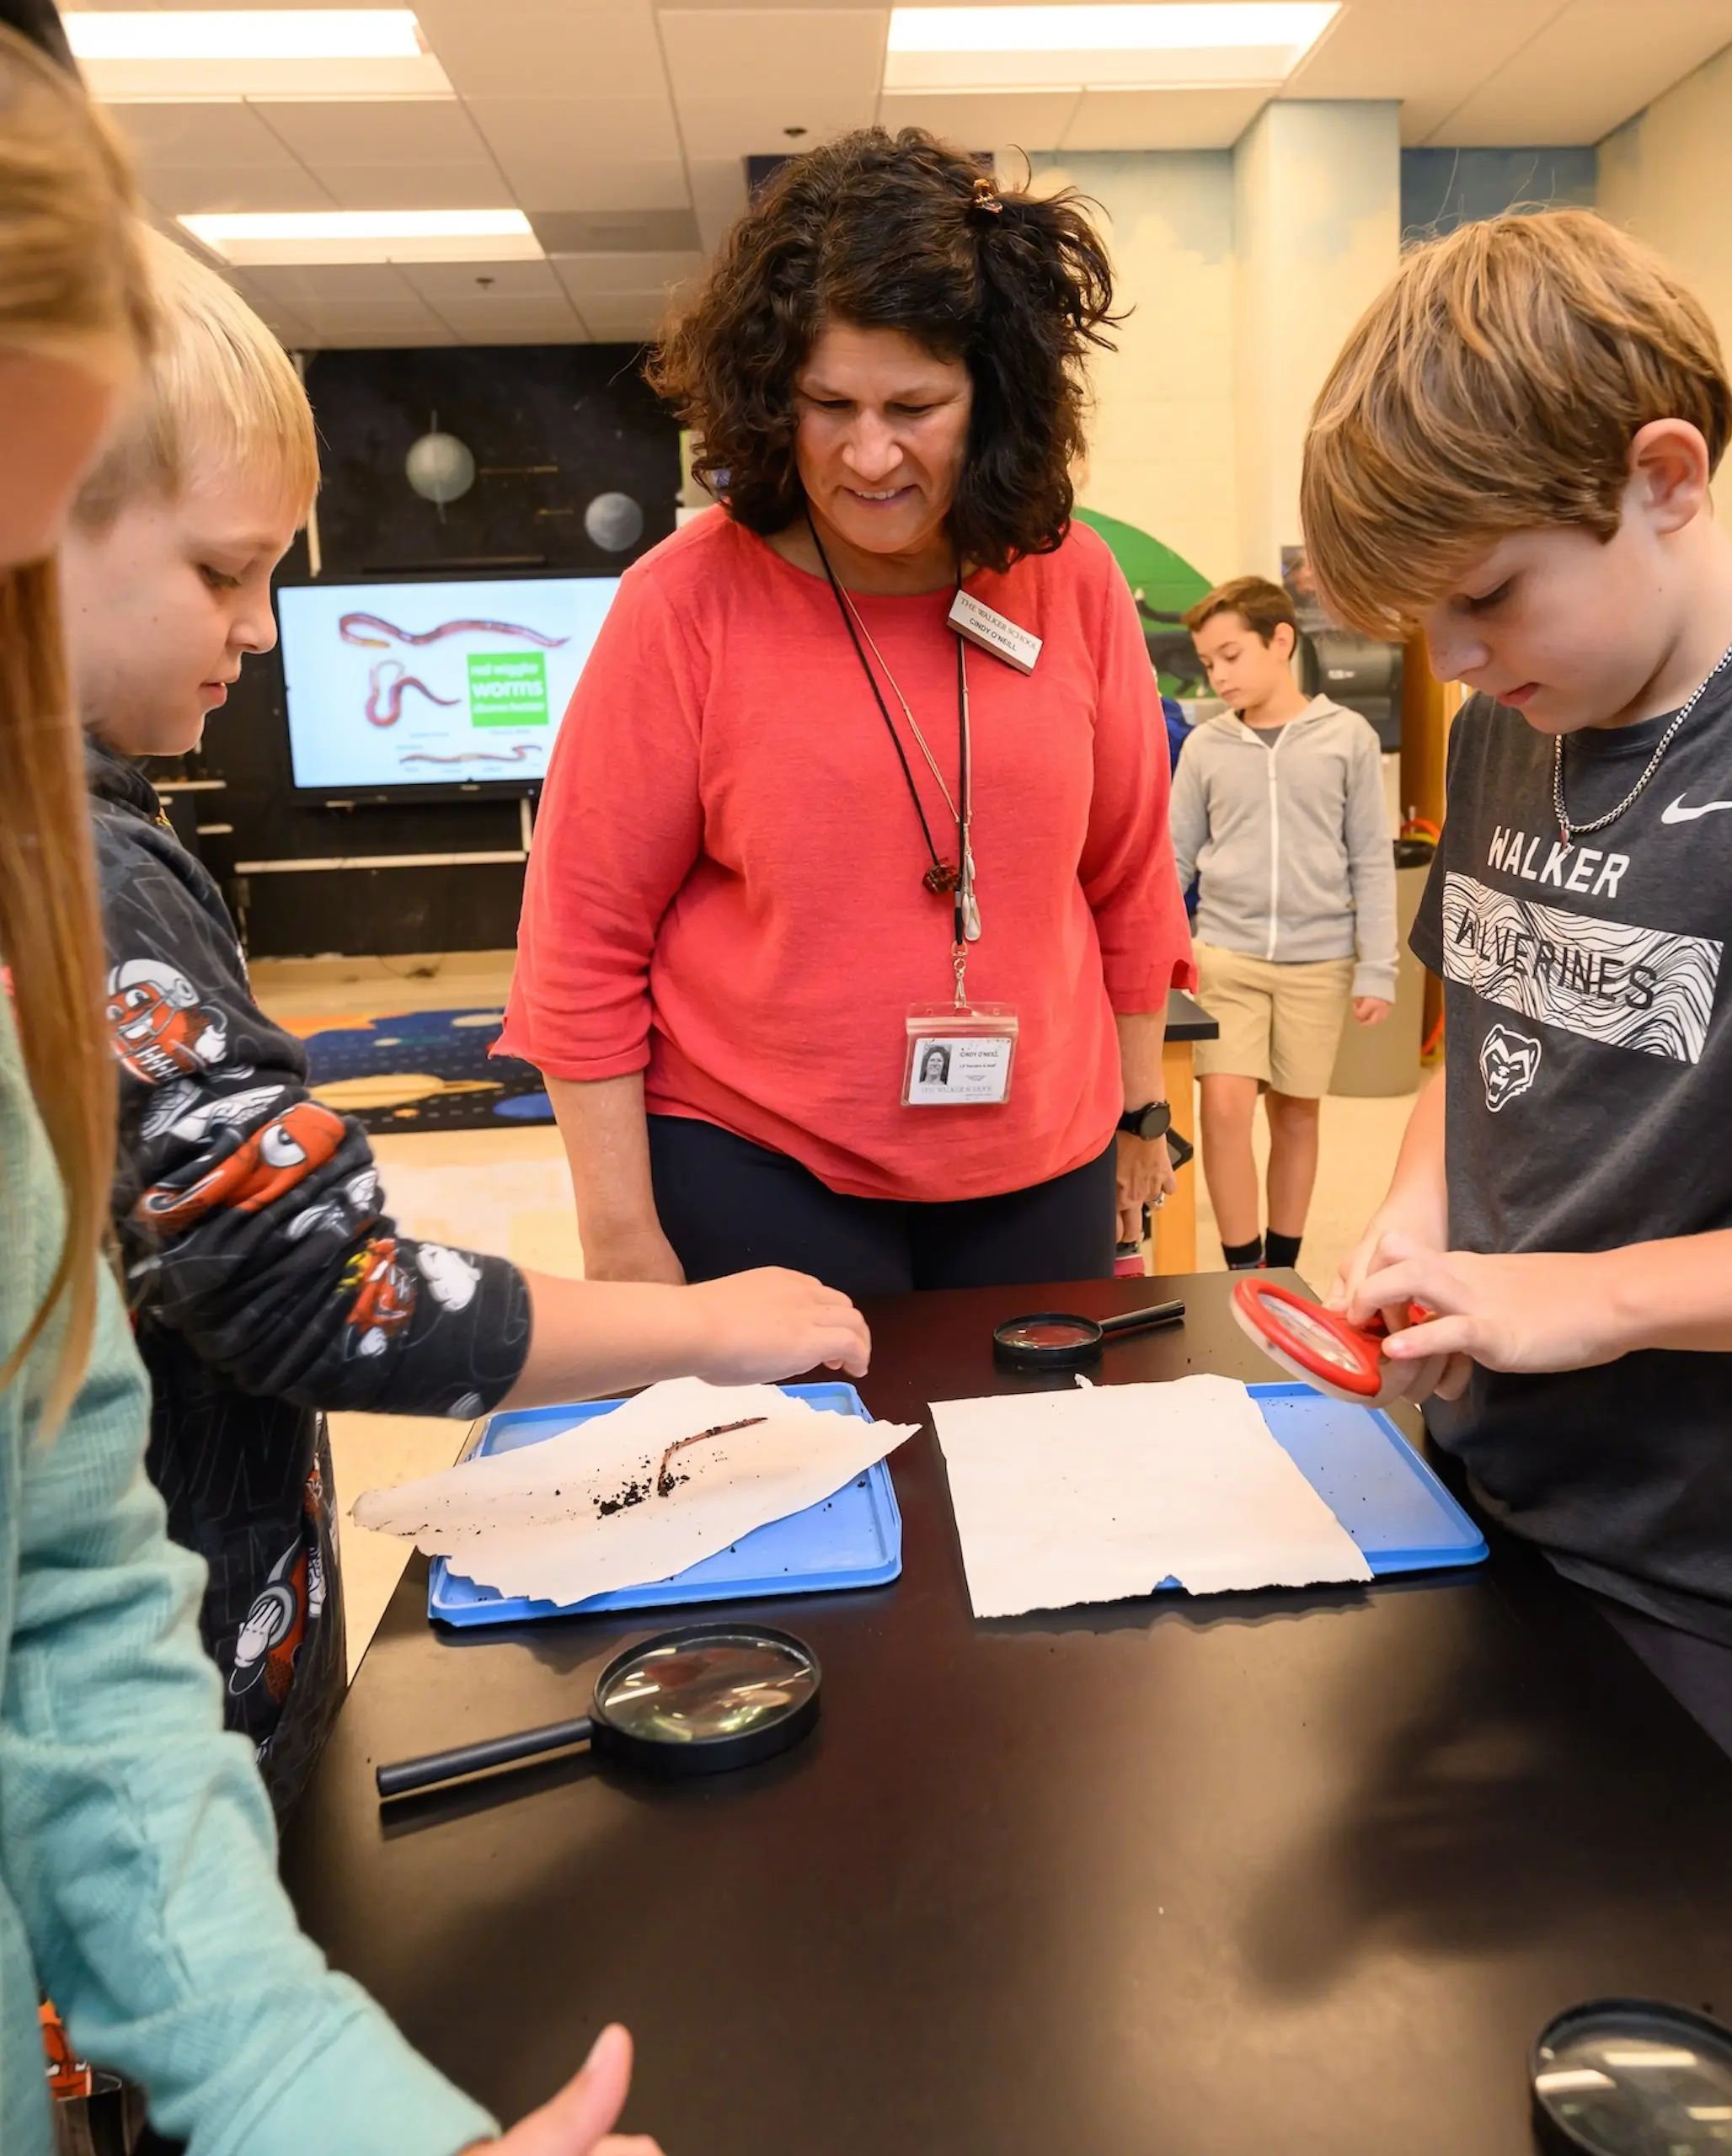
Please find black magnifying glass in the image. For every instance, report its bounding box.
[1532,1999,1732,2153]
[376,1622,821,1800]
[992,1298,1185,1371]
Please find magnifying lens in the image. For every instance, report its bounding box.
[992,1298,1185,1371]
[1231,1276,1393,1401]
[1532,1999,1732,2154]
[376,1622,821,1800]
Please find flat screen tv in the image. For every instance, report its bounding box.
[275,574,621,798]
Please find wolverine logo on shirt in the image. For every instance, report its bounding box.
[1478,1023,1542,1111]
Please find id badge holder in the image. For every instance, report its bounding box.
[902,1002,1019,1107]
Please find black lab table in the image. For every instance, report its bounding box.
[284,1272,1732,2155]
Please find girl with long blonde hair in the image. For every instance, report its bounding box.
[0,18,658,2153]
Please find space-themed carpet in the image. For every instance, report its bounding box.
[293,1006,553,1132]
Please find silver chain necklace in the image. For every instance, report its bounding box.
[1552,636,1732,845]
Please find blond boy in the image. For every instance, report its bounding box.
[61,233,867,1812]
[1303,209,1732,1745]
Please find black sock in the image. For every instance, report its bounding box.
[1222,1235,1263,1270]
[1264,1230,1302,1271]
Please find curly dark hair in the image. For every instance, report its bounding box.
[647,129,1120,574]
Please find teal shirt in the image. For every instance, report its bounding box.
[0,1002,496,2155]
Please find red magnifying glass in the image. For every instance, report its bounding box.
[1232,1276,1431,1406]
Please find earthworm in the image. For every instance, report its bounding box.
[339,611,569,650]
[365,659,461,728]
[398,743,545,766]
[656,1415,767,1497]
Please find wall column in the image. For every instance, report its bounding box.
[1232,100,1401,579]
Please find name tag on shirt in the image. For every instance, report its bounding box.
[949,591,1041,675]
[902,1004,1019,1106]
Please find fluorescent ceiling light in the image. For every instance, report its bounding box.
[180,210,540,266]
[67,9,452,101]
[66,12,424,60]
[884,3,1337,91]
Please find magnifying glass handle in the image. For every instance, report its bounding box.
[377,1712,596,1800]
[1097,1299,1186,1338]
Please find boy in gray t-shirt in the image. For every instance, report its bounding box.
[1306,208,1732,1754]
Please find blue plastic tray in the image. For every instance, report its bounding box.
[425,1376,1484,1630]
[427,1381,901,1628]
[1239,1381,1486,1577]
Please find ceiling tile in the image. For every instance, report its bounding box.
[251,99,494,165]
[659,9,886,103]
[412,0,666,99]
[1283,0,1558,100]
[227,274,319,347]
[1428,0,1732,144]
[452,323,589,344]
[143,168,336,215]
[233,262,424,304]
[549,248,705,296]
[1283,0,1569,144]
[677,95,878,159]
[110,99,310,169]
[877,89,1079,152]
[489,157,693,213]
[292,297,455,335]
[399,257,566,300]
[466,94,684,168]
[532,209,701,253]
[1062,86,1270,152]
[312,162,517,211]
[427,298,590,342]
[686,153,750,250]
[577,293,671,339]
[300,326,462,347]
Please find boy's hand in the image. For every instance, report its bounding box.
[687,1267,870,1380]
[1350,1235,1623,1386]
[471,2025,661,2156]
[1352,997,1393,1027]
[1328,1205,1462,1403]
[1328,1196,1446,1324]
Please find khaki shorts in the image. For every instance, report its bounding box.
[1193,942,1355,1098]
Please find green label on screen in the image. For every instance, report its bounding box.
[467,651,549,727]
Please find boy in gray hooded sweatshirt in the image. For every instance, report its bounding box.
[1173,576,1398,1273]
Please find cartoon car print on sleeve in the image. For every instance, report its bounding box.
[228,1540,308,1702]
[341,1235,417,1358]
[105,957,229,1086]
[132,1100,347,1233]
[416,1241,481,1311]
[229,1465,329,1703]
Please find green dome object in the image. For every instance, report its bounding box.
[1074,508,1211,617]
[1075,508,1215,696]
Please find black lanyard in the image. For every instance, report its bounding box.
[807,511,968,949]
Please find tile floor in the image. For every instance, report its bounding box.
[254,948,1420,1673]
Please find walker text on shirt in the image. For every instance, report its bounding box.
[949,591,1041,675]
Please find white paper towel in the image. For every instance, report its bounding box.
[353,1377,918,1607]
[932,1373,1372,1619]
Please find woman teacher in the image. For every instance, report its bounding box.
[500,129,1195,1296]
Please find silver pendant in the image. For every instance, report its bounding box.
[963,846,981,942]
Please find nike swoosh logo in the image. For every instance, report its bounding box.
[1661,793,1732,823]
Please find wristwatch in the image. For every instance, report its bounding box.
[1116,1100,1172,1142]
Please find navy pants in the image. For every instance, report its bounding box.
[647,1114,1117,1300]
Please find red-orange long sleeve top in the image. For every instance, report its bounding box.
[499,509,1195,1203]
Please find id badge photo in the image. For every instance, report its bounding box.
[901,1002,1019,1107]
